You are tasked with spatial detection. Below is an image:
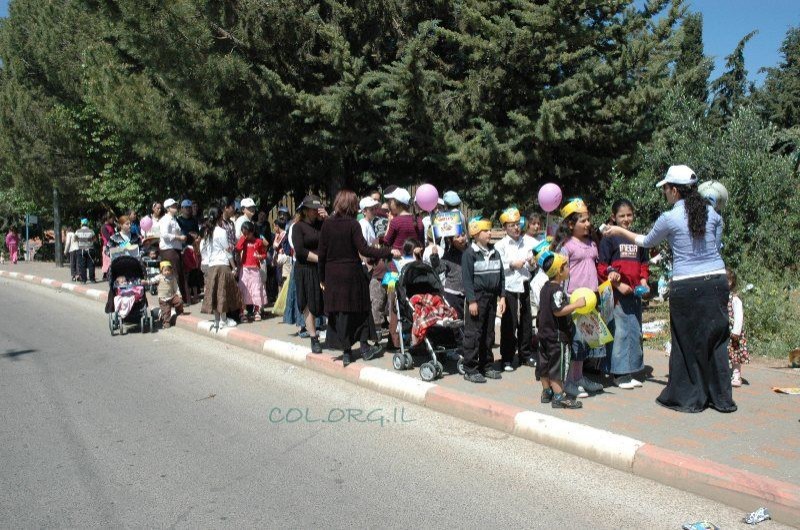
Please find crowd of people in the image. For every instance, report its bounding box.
[27,164,748,414]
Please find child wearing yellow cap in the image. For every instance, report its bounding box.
[552,198,604,399]
[536,252,586,408]
[460,217,506,383]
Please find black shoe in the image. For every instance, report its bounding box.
[552,393,583,409]
[524,356,538,367]
[483,369,503,380]
[360,344,381,361]
[342,352,352,367]
[578,376,604,394]
[310,336,322,354]
[541,388,554,404]
[464,372,487,383]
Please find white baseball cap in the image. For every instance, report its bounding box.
[656,165,698,188]
[240,197,256,209]
[359,197,379,210]
[163,198,177,209]
[384,187,411,205]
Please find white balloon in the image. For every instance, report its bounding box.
[699,180,729,210]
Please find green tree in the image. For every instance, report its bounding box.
[708,30,756,126]
[673,12,711,103]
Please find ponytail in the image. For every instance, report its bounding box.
[202,207,222,240]
[553,213,580,252]
[675,184,707,239]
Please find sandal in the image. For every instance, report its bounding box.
[253,312,262,322]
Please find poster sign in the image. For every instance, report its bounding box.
[432,211,463,239]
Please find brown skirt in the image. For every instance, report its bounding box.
[202,265,242,315]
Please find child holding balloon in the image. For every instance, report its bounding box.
[537,252,586,409]
[553,198,605,399]
[597,199,649,389]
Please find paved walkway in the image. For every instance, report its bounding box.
[4,261,799,487]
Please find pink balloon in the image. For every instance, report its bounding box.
[415,183,440,212]
[537,183,562,213]
[140,216,153,233]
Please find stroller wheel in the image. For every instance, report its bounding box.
[140,315,148,333]
[434,361,444,378]
[118,313,127,335]
[392,353,404,371]
[419,362,437,382]
[108,313,116,336]
[457,358,465,375]
[403,353,414,370]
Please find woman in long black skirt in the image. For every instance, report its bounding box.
[291,195,327,353]
[605,165,736,413]
[318,190,399,366]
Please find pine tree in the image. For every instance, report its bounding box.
[673,12,711,103]
[708,30,756,126]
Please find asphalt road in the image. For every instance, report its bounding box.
[0,279,788,529]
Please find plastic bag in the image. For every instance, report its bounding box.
[272,278,290,315]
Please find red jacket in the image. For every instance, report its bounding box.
[597,234,649,288]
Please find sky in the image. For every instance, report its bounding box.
[0,0,796,85]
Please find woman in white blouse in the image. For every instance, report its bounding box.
[200,207,242,331]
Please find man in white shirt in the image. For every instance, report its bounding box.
[235,197,257,239]
[494,207,539,371]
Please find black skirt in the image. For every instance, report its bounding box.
[657,274,737,413]
[294,263,324,317]
[324,311,377,351]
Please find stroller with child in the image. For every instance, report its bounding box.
[392,260,465,381]
[105,246,154,335]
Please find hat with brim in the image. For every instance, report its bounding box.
[656,165,698,188]
[180,199,193,208]
[163,198,177,209]
[300,195,323,210]
[384,188,411,205]
[359,197,380,210]
[241,198,256,209]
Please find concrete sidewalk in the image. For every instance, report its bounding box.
[3,260,799,524]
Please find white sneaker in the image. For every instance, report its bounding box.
[225,318,238,328]
[631,378,643,387]
[503,362,514,372]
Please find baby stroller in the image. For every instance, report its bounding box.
[392,260,464,381]
[105,246,154,335]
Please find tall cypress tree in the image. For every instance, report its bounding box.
[673,12,711,103]
[708,30,756,126]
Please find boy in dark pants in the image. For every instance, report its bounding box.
[537,252,586,408]
[461,217,506,383]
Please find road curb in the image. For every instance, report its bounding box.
[3,269,799,525]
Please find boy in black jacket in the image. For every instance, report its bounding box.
[461,217,506,383]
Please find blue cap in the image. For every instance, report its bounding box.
[180,199,192,208]
[80,218,89,226]
[277,206,289,214]
[443,191,461,207]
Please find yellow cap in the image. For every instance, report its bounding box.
[159,261,173,271]
[468,217,492,237]
[499,207,521,225]
[560,198,588,219]
[545,253,567,278]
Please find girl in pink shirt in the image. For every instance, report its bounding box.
[553,199,604,399]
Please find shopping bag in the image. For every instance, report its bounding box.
[272,278,290,315]
[573,311,614,348]
[598,280,615,324]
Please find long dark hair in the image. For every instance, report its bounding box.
[611,198,634,217]
[553,213,581,252]
[674,184,707,239]
[202,207,223,240]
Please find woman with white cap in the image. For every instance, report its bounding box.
[159,198,190,305]
[605,165,736,413]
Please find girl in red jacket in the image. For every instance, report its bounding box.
[598,199,649,389]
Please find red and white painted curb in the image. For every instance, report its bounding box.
[3,269,799,524]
